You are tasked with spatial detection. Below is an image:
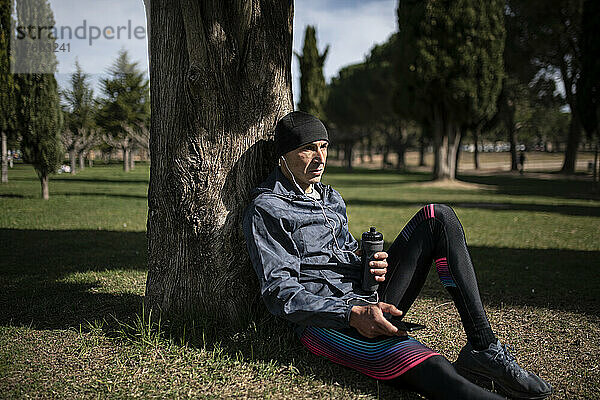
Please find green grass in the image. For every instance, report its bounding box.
[1,161,599,399]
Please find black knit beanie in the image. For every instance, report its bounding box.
[275,111,329,157]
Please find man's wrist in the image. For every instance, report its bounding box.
[349,305,363,328]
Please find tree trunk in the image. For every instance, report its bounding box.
[448,125,461,179]
[123,146,130,172]
[432,105,459,180]
[509,128,518,171]
[69,149,77,174]
[129,148,135,170]
[359,142,365,164]
[419,134,426,167]
[473,127,480,170]
[396,145,406,170]
[382,146,390,168]
[507,109,518,171]
[344,142,353,171]
[593,137,599,192]
[454,127,464,175]
[433,120,460,181]
[78,151,85,170]
[432,113,443,179]
[396,125,408,170]
[561,112,581,174]
[1,131,7,183]
[40,174,49,200]
[145,0,294,328]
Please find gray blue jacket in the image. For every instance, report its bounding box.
[243,168,367,334]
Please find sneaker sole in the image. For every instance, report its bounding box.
[453,364,552,400]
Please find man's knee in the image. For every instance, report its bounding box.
[431,203,459,224]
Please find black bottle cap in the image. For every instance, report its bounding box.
[362,226,383,241]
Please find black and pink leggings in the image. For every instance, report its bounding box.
[301,204,502,399]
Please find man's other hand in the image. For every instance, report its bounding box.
[349,302,406,338]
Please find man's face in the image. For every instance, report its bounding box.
[281,140,328,192]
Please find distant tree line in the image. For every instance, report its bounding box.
[296,0,599,182]
[0,0,149,198]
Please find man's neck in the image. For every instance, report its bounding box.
[279,166,312,193]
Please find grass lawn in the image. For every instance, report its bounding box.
[1,161,599,399]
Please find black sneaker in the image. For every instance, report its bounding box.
[453,340,552,399]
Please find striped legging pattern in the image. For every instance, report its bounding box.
[300,326,439,380]
[400,204,435,241]
[435,257,457,287]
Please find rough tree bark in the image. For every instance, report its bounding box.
[145,0,294,328]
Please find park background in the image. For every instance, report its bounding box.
[1,0,599,399]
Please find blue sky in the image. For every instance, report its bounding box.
[43,0,397,106]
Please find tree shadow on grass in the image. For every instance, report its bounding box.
[0,228,146,330]
[458,173,600,201]
[377,244,599,317]
[55,192,148,200]
[52,178,150,184]
[464,246,600,316]
[8,176,148,184]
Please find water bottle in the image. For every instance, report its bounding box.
[361,227,384,292]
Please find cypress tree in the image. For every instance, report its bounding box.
[296,25,328,120]
[397,0,505,180]
[14,0,63,199]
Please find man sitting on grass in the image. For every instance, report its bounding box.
[243,111,552,400]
